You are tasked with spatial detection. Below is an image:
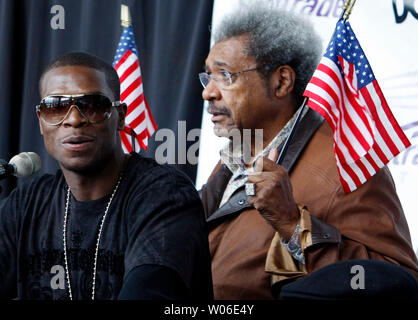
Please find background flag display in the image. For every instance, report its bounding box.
[304,18,411,193]
[113,25,157,152]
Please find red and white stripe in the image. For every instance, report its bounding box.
[114,50,157,153]
[304,56,410,193]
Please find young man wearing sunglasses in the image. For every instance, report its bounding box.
[0,52,213,300]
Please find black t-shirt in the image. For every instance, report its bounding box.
[0,153,212,300]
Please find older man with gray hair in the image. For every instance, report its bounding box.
[199,5,418,299]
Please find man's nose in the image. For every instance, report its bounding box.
[202,80,222,101]
[62,105,89,127]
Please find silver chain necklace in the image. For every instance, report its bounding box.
[63,175,122,300]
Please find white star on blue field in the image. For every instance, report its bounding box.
[113,26,139,66]
[325,19,375,89]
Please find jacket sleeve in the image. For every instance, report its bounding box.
[302,166,418,277]
[266,166,418,282]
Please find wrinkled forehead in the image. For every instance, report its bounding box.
[205,35,255,71]
[40,65,112,99]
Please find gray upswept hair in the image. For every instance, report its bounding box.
[213,6,323,106]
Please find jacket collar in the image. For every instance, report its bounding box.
[202,108,324,224]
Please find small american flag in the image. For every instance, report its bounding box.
[113,26,157,152]
[304,18,410,193]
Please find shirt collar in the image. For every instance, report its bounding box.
[220,105,308,174]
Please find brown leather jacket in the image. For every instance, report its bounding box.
[201,109,418,300]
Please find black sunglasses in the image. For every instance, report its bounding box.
[36,94,122,126]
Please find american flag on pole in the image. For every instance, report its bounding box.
[303,18,411,193]
[113,25,157,153]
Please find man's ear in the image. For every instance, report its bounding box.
[36,110,44,135]
[270,65,296,99]
[117,103,127,131]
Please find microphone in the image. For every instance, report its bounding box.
[0,152,42,180]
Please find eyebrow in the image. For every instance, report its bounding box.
[213,61,230,68]
[204,60,231,72]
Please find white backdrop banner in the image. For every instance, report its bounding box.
[196,0,418,253]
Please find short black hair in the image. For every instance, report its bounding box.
[39,52,120,100]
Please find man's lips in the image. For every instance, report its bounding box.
[208,105,231,122]
[62,135,94,144]
[210,112,229,122]
[61,135,95,151]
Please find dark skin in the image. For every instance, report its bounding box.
[249,149,298,240]
[202,34,299,240]
[38,65,128,201]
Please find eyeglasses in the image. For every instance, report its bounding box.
[36,94,121,126]
[199,67,262,89]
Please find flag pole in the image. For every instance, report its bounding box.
[120,5,136,152]
[343,0,356,21]
[131,128,137,153]
[121,4,131,27]
[276,0,354,165]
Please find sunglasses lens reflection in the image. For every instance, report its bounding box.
[39,95,113,124]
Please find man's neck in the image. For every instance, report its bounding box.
[61,152,128,201]
[250,104,299,156]
[249,121,287,158]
